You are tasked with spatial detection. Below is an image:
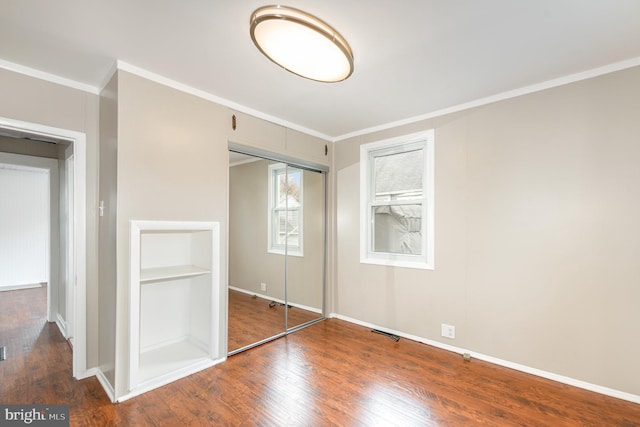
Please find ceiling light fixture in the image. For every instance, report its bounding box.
[250,5,354,83]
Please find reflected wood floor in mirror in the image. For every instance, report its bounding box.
[228,289,320,352]
[3,285,640,425]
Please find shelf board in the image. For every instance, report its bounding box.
[138,340,210,384]
[140,265,210,283]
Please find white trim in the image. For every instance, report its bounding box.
[360,130,434,270]
[335,56,640,142]
[72,130,87,379]
[116,61,332,141]
[229,285,285,305]
[129,220,221,395]
[75,367,98,380]
[95,368,116,403]
[229,285,322,315]
[56,313,67,338]
[0,59,100,95]
[117,357,226,403]
[65,154,75,342]
[0,117,88,379]
[98,62,119,94]
[329,313,640,405]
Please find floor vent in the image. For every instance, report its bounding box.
[372,329,400,342]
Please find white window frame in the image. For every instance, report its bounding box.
[360,130,434,270]
[268,163,304,257]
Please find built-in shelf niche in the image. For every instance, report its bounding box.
[129,220,223,396]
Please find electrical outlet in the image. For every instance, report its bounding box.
[441,323,455,339]
[260,282,267,292]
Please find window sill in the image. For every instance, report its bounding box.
[360,257,433,270]
[268,248,304,257]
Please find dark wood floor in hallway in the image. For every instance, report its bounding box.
[1,285,639,426]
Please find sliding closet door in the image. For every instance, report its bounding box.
[228,155,286,353]
[285,167,325,330]
[228,149,326,354]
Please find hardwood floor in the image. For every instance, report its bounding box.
[228,289,321,352]
[2,286,640,426]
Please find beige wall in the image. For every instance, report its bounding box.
[229,158,324,310]
[112,70,229,398]
[0,68,100,369]
[229,159,284,299]
[0,135,59,158]
[334,66,640,396]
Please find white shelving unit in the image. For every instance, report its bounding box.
[129,220,222,396]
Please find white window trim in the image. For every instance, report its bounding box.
[360,130,434,270]
[268,163,304,257]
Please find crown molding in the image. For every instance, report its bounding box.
[0,59,100,95]
[334,56,640,142]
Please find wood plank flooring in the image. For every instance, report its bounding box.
[228,289,321,352]
[2,285,640,426]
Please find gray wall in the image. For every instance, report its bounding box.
[334,65,640,396]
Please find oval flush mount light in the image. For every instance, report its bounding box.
[250,5,354,82]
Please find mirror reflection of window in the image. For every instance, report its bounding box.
[269,163,303,256]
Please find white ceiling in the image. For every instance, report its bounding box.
[2,1,640,140]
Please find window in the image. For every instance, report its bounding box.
[268,163,303,256]
[360,130,434,269]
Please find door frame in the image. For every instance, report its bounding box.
[0,116,87,378]
[65,153,75,342]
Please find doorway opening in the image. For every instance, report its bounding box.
[0,117,87,378]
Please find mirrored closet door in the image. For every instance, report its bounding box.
[228,149,326,354]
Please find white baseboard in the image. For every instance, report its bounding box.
[229,286,322,314]
[329,313,640,405]
[288,301,322,315]
[55,314,67,339]
[95,368,116,403]
[74,367,98,380]
[118,356,226,402]
[229,285,282,303]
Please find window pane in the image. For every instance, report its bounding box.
[276,209,300,247]
[374,149,423,202]
[372,204,422,255]
[277,170,302,208]
[276,172,287,207]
